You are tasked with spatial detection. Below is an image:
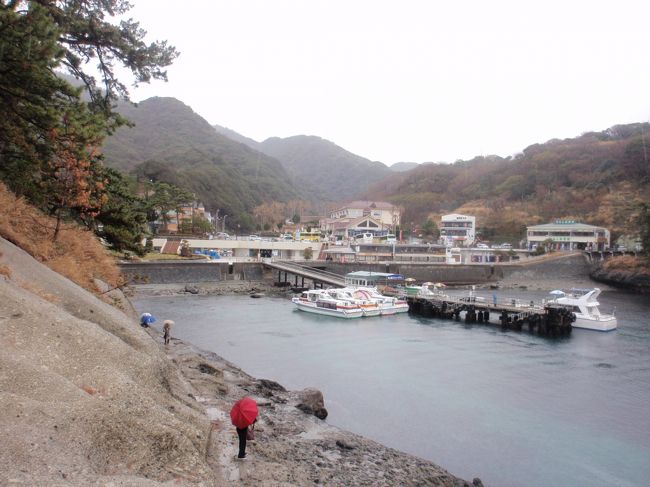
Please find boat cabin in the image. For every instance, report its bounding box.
[344,271,404,287]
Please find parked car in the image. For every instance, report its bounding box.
[248,234,261,241]
[476,243,490,249]
[215,232,230,240]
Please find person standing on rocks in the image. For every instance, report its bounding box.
[163,319,173,345]
[230,397,258,460]
[236,418,256,460]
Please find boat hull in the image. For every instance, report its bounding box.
[572,315,617,331]
[293,301,363,319]
[361,307,382,317]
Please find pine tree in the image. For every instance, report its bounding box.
[0,1,178,246]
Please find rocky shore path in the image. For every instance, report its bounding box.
[156,332,481,487]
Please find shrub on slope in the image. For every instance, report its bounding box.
[0,182,121,294]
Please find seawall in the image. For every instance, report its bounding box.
[121,253,598,290]
[120,260,264,284]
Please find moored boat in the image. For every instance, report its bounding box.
[550,288,617,331]
[324,288,382,317]
[292,290,363,319]
[345,287,409,315]
[408,282,449,299]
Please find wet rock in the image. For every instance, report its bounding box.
[296,388,328,419]
[197,363,219,375]
[184,284,199,294]
[335,439,356,450]
[258,378,287,392]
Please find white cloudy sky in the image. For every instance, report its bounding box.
[122,0,650,165]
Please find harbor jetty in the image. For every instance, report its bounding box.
[406,294,575,337]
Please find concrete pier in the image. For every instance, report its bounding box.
[406,296,574,337]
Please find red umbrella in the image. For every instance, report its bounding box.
[230,397,258,429]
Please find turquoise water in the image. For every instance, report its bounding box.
[134,290,650,487]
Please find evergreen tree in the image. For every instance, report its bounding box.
[0,1,177,246]
[93,167,147,253]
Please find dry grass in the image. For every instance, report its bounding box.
[603,255,650,272]
[0,182,121,294]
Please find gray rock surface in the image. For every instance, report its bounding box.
[296,388,329,419]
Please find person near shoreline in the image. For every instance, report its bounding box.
[236,418,256,460]
[140,312,155,328]
[163,319,173,345]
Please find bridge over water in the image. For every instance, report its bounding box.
[265,261,345,288]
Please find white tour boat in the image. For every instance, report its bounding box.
[344,287,409,315]
[292,290,363,319]
[550,288,617,331]
[324,288,382,317]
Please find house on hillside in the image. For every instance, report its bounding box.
[320,201,401,239]
[156,202,213,234]
[439,213,476,247]
[526,220,610,251]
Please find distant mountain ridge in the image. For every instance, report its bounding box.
[365,123,650,241]
[390,162,420,172]
[213,124,393,202]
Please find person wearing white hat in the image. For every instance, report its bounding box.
[163,320,174,345]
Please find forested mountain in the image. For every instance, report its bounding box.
[213,126,394,202]
[365,123,650,242]
[102,97,302,229]
[256,135,392,201]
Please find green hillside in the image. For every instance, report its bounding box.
[365,123,650,242]
[102,97,301,229]
[257,135,392,202]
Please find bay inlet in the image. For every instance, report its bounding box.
[134,290,650,487]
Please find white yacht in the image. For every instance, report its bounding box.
[550,288,617,331]
[292,290,363,319]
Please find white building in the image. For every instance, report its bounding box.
[321,201,401,237]
[440,213,476,247]
[526,220,610,251]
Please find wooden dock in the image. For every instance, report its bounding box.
[406,295,574,337]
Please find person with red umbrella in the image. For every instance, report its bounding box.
[230,397,258,459]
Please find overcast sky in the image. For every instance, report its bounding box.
[123,0,650,166]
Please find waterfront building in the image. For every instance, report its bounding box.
[439,214,476,247]
[321,201,401,238]
[526,220,610,251]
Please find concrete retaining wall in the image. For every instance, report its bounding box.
[120,261,265,284]
[121,254,593,287]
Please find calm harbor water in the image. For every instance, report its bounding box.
[134,289,650,487]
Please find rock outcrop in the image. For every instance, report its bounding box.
[590,266,650,294]
[296,388,329,420]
